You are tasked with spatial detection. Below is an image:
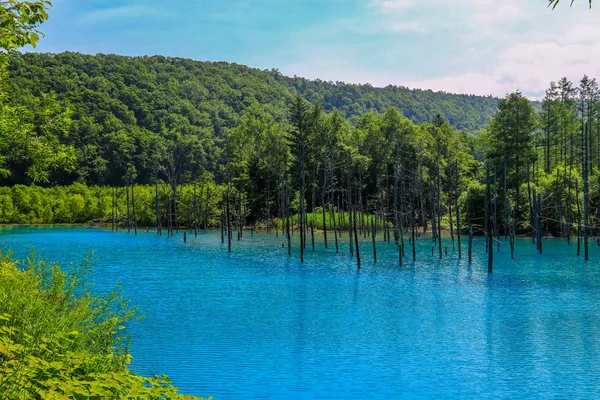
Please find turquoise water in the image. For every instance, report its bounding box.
[2,226,600,399]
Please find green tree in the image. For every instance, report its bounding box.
[288,96,311,262]
[483,91,537,221]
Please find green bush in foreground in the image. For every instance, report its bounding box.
[0,251,208,399]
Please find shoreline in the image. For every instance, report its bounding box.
[0,223,575,239]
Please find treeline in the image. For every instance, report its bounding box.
[0,182,223,226]
[0,52,498,187]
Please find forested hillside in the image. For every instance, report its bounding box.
[1,52,497,186]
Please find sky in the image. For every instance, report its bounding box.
[28,0,599,98]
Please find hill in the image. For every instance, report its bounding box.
[2,52,498,185]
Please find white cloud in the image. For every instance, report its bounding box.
[274,0,600,98]
[356,1,600,96]
[406,73,505,97]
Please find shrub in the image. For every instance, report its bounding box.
[0,251,208,399]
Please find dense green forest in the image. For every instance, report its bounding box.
[2,49,600,257]
[0,52,498,186]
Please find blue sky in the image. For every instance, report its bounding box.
[30,0,599,98]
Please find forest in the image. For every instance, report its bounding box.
[1,50,599,259]
[0,52,498,187]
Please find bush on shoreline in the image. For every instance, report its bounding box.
[0,250,207,399]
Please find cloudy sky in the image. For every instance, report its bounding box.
[30,0,598,98]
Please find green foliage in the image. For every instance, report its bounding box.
[0,181,225,226]
[0,0,51,51]
[0,52,499,186]
[0,94,76,183]
[0,251,207,399]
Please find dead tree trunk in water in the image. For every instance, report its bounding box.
[353,208,361,270]
[131,183,137,235]
[430,182,437,256]
[348,173,354,257]
[411,164,417,261]
[126,180,131,233]
[286,184,292,256]
[584,122,590,261]
[537,193,543,254]
[486,166,493,273]
[576,177,582,256]
[193,181,198,238]
[221,209,224,243]
[436,159,443,259]
[112,187,116,232]
[321,152,328,247]
[155,177,161,235]
[330,151,339,253]
[359,170,365,238]
[371,216,377,263]
[227,183,232,252]
[455,161,461,259]
[400,168,405,258]
[393,148,400,245]
[419,165,426,233]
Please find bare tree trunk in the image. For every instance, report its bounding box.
[173,181,179,233]
[353,208,361,269]
[419,165,426,233]
[132,183,137,235]
[155,177,161,235]
[330,151,339,253]
[393,150,399,245]
[576,177,581,256]
[193,181,198,237]
[527,164,533,242]
[455,161,461,259]
[437,158,443,259]
[584,122,590,260]
[430,182,437,255]
[321,152,328,247]
[126,179,131,233]
[486,166,493,273]
[359,170,365,238]
[112,187,116,232]
[504,163,508,240]
[400,167,405,258]
[348,172,354,257]
[227,183,232,252]
[494,165,498,252]
[286,183,291,255]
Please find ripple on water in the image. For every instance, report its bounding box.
[2,226,600,399]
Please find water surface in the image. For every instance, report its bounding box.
[2,226,600,399]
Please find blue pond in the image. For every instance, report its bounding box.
[2,226,600,399]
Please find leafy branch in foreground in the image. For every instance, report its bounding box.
[0,251,209,399]
[0,0,52,50]
[548,0,592,8]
